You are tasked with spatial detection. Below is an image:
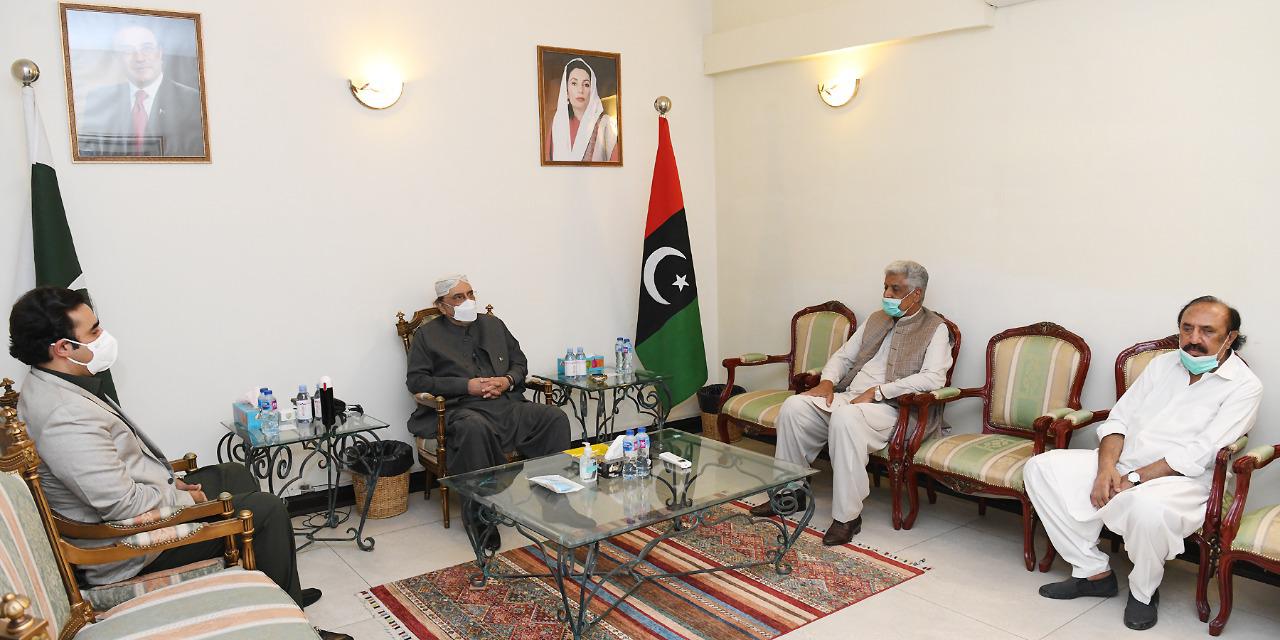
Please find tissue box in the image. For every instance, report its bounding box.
[587,355,605,374]
[233,402,264,432]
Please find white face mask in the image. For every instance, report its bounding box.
[450,299,479,323]
[61,331,119,374]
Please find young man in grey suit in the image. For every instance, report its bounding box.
[9,287,349,640]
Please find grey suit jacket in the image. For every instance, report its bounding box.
[17,368,195,585]
[405,314,531,438]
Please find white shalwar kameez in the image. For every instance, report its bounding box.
[1024,351,1262,604]
[774,314,951,522]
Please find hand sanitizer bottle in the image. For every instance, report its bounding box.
[578,441,597,483]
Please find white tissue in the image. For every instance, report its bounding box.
[604,434,627,461]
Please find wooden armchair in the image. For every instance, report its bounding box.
[1206,443,1280,635]
[715,301,856,441]
[0,407,317,640]
[1040,337,1249,604]
[395,304,554,529]
[867,314,962,529]
[902,322,1091,571]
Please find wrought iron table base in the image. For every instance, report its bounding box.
[217,428,382,551]
[546,380,673,443]
[462,482,814,640]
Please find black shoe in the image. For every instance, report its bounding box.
[822,517,862,546]
[1124,590,1159,630]
[315,629,354,640]
[1038,573,1119,600]
[748,490,809,517]
[299,587,322,608]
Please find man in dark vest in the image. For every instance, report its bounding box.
[751,261,953,545]
[406,274,572,546]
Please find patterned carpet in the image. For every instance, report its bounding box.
[361,501,926,639]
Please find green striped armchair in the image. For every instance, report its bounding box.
[1207,443,1280,636]
[902,322,1091,572]
[716,302,856,441]
[0,407,319,640]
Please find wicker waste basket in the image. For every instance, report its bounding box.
[347,440,414,519]
[697,384,745,442]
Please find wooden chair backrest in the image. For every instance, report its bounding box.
[787,301,857,385]
[395,304,495,354]
[1114,335,1178,399]
[936,314,963,387]
[981,322,1091,437]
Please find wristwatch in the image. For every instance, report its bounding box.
[1126,471,1142,486]
[873,386,884,402]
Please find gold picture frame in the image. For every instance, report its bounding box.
[537,45,622,167]
[60,3,211,163]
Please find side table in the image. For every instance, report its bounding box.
[532,370,671,442]
[217,413,390,551]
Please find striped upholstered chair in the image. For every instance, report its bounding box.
[715,302,856,441]
[901,322,1090,571]
[0,407,319,640]
[1206,443,1280,636]
[1039,337,1249,603]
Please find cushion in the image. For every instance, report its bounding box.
[1122,348,1175,392]
[721,390,794,430]
[988,335,1083,432]
[1230,504,1280,561]
[82,558,224,613]
[119,522,206,549]
[0,471,72,639]
[913,433,1035,492]
[79,569,319,639]
[107,506,184,529]
[792,311,852,376]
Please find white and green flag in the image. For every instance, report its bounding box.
[19,85,117,399]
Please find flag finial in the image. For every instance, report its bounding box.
[653,96,672,116]
[10,59,39,86]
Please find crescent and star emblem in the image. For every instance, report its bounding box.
[642,246,689,305]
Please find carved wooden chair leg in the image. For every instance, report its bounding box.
[889,466,903,530]
[1020,499,1037,571]
[1209,555,1236,636]
[978,497,987,516]
[925,477,938,504]
[440,486,451,529]
[902,470,921,530]
[1194,538,1214,623]
[1038,537,1057,572]
[872,469,881,488]
[715,413,732,443]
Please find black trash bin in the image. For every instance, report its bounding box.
[347,440,414,519]
[696,384,746,441]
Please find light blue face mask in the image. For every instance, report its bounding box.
[881,289,917,318]
[1178,337,1231,375]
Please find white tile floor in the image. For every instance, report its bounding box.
[296,444,1279,639]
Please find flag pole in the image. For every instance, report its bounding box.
[653,95,671,117]
[10,59,40,86]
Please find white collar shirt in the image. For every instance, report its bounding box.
[1096,351,1262,481]
[127,74,164,118]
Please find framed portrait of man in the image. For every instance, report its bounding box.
[537,46,622,167]
[60,4,210,162]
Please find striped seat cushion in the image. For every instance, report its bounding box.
[1230,504,1280,561]
[792,311,852,376]
[721,390,794,430]
[79,569,319,640]
[82,558,225,613]
[1122,349,1174,391]
[0,471,72,639]
[989,335,1083,432]
[913,434,1035,491]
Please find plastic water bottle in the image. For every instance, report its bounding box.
[564,347,575,377]
[635,427,651,478]
[294,385,313,423]
[261,389,281,442]
[574,346,587,378]
[622,339,634,373]
[622,429,637,480]
[311,383,324,423]
[615,338,624,372]
[257,387,270,411]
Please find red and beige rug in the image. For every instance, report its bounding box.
[360,501,926,639]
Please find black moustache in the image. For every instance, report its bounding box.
[1182,347,1207,355]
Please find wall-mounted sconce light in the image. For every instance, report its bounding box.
[349,70,403,110]
[817,76,860,108]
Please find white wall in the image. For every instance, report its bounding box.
[1,0,719,475]
[713,0,1280,502]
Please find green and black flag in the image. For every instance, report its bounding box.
[634,116,707,406]
[19,85,118,400]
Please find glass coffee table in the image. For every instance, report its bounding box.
[441,430,817,640]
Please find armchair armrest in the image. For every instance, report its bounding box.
[1040,408,1108,450]
[58,509,257,570]
[791,368,823,393]
[413,391,446,410]
[1220,443,1280,547]
[0,593,50,640]
[904,388,983,453]
[1204,436,1250,536]
[54,492,238,539]
[526,376,554,405]
[718,353,790,411]
[169,452,199,474]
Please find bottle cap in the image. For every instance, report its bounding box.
[626,428,635,435]
[638,426,646,432]
[299,384,308,392]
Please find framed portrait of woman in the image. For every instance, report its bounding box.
[537,46,622,167]
[60,3,211,162]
